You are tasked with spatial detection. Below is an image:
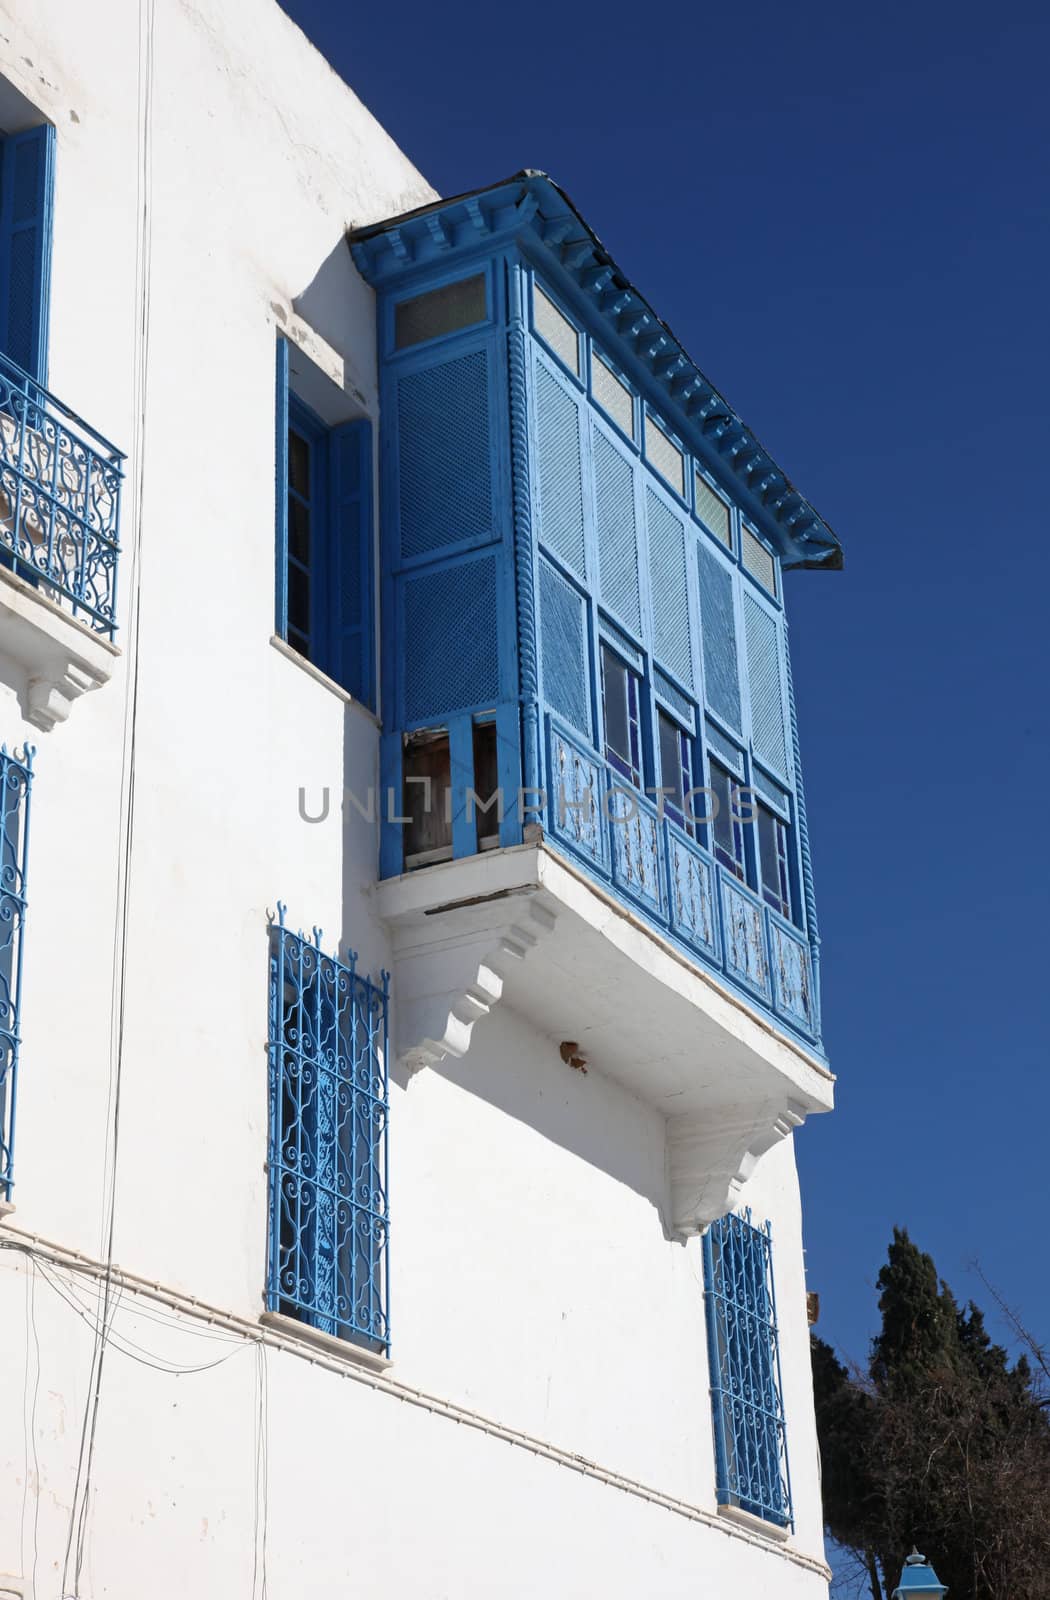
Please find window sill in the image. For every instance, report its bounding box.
[716,1503,791,1544]
[259,1310,392,1372]
[269,635,379,725]
[0,567,119,731]
[0,1200,15,1222]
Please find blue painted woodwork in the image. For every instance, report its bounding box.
[892,1553,948,1597]
[703,1210,793,1530]
[0,743,33,1204]
[0,124,54,386]
[0,350,123,637]
[274,339,375,707]
[267,905,390,1352]
[350,173,839,1053]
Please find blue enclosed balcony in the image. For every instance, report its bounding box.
[352,175,840,1227]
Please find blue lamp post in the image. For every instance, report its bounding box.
[892,1550,947,1598]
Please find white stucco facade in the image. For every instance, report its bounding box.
[0,2,832,1595]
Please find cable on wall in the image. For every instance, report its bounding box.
[60,0,157,1592]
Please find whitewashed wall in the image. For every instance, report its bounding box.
[0,0,830,1594]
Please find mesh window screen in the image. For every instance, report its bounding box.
[695,475,732,549]
[594,429,641,635]
[751,766,790,816]
[534,283,580,374]
[647,491,693,688]
[394,274,486,349]
[534,360,586,578]
[705,720,745,776]
[742,527,777,595]
[592,352,634,437]
[697,542,742,733]
[644,415,685,499]
[743,594,788,777]
[397,352,492,561]
[539,558,590,735]
[402,555,499,723]
[654,668,693,725]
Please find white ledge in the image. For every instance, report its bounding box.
[716,1503,791,1543]
[259,1310,392,1372]
[0,567,119,730]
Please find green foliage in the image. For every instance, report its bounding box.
[812,1229,1050,1600]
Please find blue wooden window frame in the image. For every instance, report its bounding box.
[267,906,390,1353]
[600,640,643,789]
[703,1210,793,1529]
[274,338,375,708]
[707,754,746,881]
[0,743,33,1204]
[393,272,487,353]
[384,261,496,360]
[0,122,54,386]
[657,706,695,836]
[757,802,791,920]
[589,344,636,443]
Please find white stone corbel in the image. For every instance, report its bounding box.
[667,1098,806,1235]
[0,567,118,730]
[391,897,556,1074]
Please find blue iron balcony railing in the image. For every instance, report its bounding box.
[544,716,817,1042]
[0,351,124,638]
[0,743,33,1204]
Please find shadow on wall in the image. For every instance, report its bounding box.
[285,235,376,413]
[394,1000,681,1242]
[338,701,388,981]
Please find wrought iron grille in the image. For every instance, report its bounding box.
[267,906,390,1351]
[0,744,33,1203]
[703,1209,793,1528]
[0,350,124,637]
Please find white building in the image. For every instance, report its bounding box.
[0,2,841,1595]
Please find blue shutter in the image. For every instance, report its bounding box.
[273,337,290,639]
[0,124,55,384]
[697,541,742,733]
[743,592,789,778]
[327,418,374,708]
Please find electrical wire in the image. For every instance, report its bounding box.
[61,1,157,1590]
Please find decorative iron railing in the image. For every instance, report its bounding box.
[0,744,33,1203]
[267,905,390,1352]
[703,1210,793,1529]
[544,715,819,1043]
[0,351,124,638]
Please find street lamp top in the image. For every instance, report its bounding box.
[892,1549,948,1597]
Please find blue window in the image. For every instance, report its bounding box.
[757,802,791,920]
[267,906,390,1353]
[703,1211,792,1528]
[0,123,54,384]
[0,743,33,1204]
[707,756,746,880]
[275,339,375,708]
[601,642,642,788]
[658,708,694,835]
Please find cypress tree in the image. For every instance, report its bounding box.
[811,1229,1050,1599]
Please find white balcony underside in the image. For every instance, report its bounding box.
[376,842,834,1235]
[0,566,119,729]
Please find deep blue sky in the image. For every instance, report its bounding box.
[283,1,1049,1368]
